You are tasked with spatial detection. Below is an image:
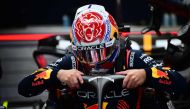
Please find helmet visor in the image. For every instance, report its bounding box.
[72,38,118,64]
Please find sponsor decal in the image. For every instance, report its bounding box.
[77,89,130,99]
[103,19,111,42]
[143,56,153,64]
[129,52,135,67]
[105,89,129,99]
[76,44,105,50]
[73,38,114,51]
[151,67,169,79]
[71,56,76,69]
[105,38,114,47]
[83,100,129,109]
[159,79,172,85]
[152,63,163,67]
[32,80,44,86]
[49,63,58,67]
[78,91,96,99]
[55,58,62,63]
[74,12,105,43]
[117,100,129,109]
[34,69,52,81]
[72,24,78,45]
[48,58,62,67]
[162,67,171,70]
[139,54,147,59]
[84,102,108,109]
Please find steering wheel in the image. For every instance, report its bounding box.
[80,75,125,109]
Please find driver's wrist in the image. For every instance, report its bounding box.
[57,69,67,86]
[49,68,61,85]
[144,68,152,83]
[57,69,64,81]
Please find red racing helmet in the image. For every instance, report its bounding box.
[70,4,120,71]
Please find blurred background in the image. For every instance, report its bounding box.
[0,0,148,28]
[0,0,190,109]
[0,0,188,29]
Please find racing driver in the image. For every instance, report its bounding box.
[18,4,187,109]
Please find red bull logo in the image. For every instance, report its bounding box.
[32,80,44,86]
[34,69,52,81]
[151,67,169,79]
[117,100,129,109]
[84,102,108,109]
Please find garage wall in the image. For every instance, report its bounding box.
[0,41,48,108]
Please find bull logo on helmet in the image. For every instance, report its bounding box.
[74,12,106,43]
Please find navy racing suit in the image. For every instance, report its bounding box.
[18,49,187,109]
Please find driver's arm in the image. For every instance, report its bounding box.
[130,50,187,96]
[18,55,73,97]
